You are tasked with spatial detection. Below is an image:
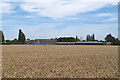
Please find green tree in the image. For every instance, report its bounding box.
[91,34,95,41]
[57,37,75,42]
[105,34,117,44]
[18,29,26,43]
[86,34,96,41]
[76,35,80,42]
[12,38,18,42]
[86,35,91,41]
[0,30,5,43]
[6,40,11,42]
[27,38,30,41]
[115,38,120,44]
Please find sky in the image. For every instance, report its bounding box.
[0,0,119,40]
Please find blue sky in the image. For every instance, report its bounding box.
[1,0,118,40]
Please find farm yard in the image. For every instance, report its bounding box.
[2,45,118,78]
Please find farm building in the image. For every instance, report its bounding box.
[76,42,111,45]
[57,42,111,45]
[26,39,57,45]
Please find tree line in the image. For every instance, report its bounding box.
[57,34,120,45]
[0,29,120,45]
[0,29,26,44]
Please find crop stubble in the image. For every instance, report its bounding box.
[2,45,118,78]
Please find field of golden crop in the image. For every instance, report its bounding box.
[2,45,118,78]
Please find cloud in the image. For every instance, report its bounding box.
[0,2,14,29]
[104,17,117,21]
[0,2,14,14]
[24,16,34,18]
[1,0,118,19]
[2,0,119,3]
[63,17,80,20]
[96,13,117,22]
[97,13,113,17]
[19,0,118,19]
[0,2,15,25]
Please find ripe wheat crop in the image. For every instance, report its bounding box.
[2,45,118,78]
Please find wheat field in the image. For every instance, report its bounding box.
[2,45,118,78]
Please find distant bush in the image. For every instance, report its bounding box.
[57,37,75,42]
[2,42,23,45]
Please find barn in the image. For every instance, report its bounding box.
[26,39,57,45]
